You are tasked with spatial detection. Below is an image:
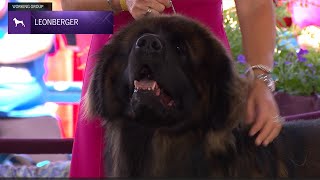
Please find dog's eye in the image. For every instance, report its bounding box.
[176,46,182,53]
[176,44,186,55]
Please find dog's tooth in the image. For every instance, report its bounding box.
[134,80,138,88]
[168,100,174,106]
[148,87,151,91]
[151,82,157,90]
[156,89,161,96]
[134,89,138,93]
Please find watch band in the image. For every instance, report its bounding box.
[245,64,273,75]
[256,73,276,92]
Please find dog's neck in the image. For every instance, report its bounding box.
[106,119,238,177]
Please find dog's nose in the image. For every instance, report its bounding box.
[135,34,163,53]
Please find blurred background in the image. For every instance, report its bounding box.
[224,0,320,120]
[0,0,87,175]
[0,0,319,177]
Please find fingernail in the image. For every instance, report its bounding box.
[249,131,256,136]
[255,139,261,146]
[263,141,268,146]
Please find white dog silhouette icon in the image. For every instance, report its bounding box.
[13,18,26,27]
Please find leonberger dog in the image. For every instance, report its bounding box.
[84,15,320,177]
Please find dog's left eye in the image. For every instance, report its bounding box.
[176,44,186,55]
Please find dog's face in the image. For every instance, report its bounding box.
[87,15,246,131]
[128,31,196,127]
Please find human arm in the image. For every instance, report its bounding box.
[61,0,112,11]
[235,0,282,146]
[61,0,170,19]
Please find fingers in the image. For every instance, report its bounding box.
[246,80,283,146]
[127,0,167,19]
[146,0,166,13]
[262,122,282,146]
[253,117,274,145]
[126,0,151,19]
[145,8,160,17]
[250,113,283,146]
[156,0,171,8]
[249,112,267,137]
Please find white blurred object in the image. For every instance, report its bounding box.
[223,0,235,10]
[0,0,6,11]
[44,102,59,115]
[298,26,320,50]
[0,34,54,64]
[0,67,34,83]
[0,0,7,19]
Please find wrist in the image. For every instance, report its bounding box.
[107,0,122,12]
[253,73,276,92]
[252,78,269,93]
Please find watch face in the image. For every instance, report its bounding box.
[256,74,276,92]
[267,78,276,92]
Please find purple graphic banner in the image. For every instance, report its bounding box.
[8,11,113,34]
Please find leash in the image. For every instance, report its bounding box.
[169,0,176,14]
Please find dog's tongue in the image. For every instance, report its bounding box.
[134,80,158,90]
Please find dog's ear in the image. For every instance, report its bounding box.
[82,42,120,120]
[82,26,136,121]
[206,45,248,131]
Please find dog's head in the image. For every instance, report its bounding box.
[13,18,17,21]
[85,15,247,132]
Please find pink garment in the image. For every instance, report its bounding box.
[70,0,230,177]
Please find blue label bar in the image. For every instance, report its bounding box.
[8,11,114,34]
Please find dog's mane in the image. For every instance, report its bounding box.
[86,14,254,177]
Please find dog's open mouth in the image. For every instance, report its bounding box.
[133,80,175,108]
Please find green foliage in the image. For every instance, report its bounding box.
[274,2,291,18]
[273,48,320,95]
[223,7,242,60]
[223,6,320,96]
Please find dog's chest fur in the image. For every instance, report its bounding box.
[104,121,280,177]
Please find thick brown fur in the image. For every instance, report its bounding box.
[86,14,320,177]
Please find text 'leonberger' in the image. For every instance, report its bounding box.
[85,15,320,177]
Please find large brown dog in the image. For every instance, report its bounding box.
[85,14,320,177]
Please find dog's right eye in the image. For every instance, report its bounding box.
[176,43,187,55]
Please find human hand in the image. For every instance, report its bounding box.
[245,80,282,146]
[126,0,171,19]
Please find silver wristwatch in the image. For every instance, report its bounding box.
[256,74,276,92]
